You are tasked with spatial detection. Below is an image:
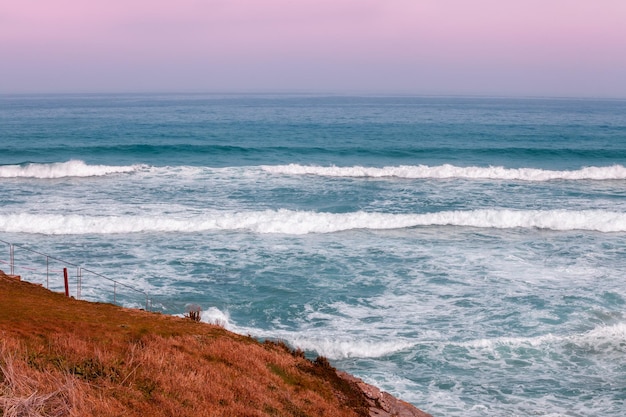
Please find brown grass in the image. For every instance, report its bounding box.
[0,271,369,416]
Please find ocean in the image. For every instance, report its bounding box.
[1,93,625,416]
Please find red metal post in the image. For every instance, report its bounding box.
[63,267,69,297]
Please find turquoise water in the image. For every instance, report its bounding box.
[1,94,626,416]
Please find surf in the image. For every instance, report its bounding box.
[261,163,626,181]
[0,160,144,178]
[2,209,625,235]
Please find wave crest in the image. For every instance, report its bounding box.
[0,160,143,178]
[262,163,626,181]
[1,209,625,235]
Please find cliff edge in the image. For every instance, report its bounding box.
[0,270,431,417]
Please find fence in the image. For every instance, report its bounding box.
[0,238,156,311]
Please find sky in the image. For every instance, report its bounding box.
[1,0,626,97]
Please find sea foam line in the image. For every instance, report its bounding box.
[195,311,417,359]
[1,209,625,235]
[261,163,626,181]
[460,322,626,353]
[0,160,144,178]
[5,161,625,181]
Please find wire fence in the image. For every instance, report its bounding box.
[0,238,163,312]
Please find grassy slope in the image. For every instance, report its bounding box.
[0,271,370,417]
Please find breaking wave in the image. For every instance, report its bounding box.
[5,161,626,182]
[261,163,626,181]
[288,336,416,359]
[1,209,625,235]
[0,160,144,178]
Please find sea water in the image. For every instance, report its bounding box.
[1,94,625,416]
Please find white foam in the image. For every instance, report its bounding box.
[261,163,626,181]
[199,306,231,328]
[574,322,626,352]
[7,162,624,182]
[162,303,415,359]
[1,209,625,235]
[462,322,626,353]
[0,160,144,178]
[288,336,416,359]
[221,326,417,359]
[461,333,560,349]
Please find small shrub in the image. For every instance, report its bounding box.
[293,348,306,359]
[136,378,157,399]
[272,339,292,353]
[314,356,332,369]
[268,364,299,387]
[69,358,120,382]
[70,358,105,381]
[264,339,305,357]
[184,304,202,322]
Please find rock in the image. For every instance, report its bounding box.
[336,371,433,417]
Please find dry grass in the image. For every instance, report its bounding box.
[0,339,81,417]
[0,271,369,417]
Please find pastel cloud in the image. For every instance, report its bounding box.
[2,0,625,96]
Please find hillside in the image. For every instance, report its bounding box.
[0,271,431,417]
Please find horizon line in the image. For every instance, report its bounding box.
[2,90,626,101]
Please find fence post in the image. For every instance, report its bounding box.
[113,282,117,304]
[9,244,14,276]
[77,267,82,300]
[63,268,69,297]
[46,256,49,289]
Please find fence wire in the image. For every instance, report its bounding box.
[0,238,166,312]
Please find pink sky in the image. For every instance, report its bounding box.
[2,0,626,97]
